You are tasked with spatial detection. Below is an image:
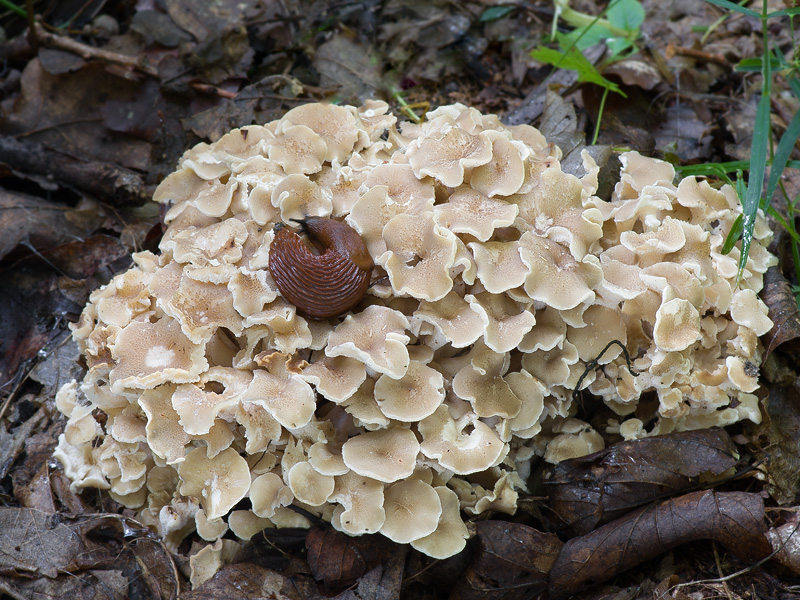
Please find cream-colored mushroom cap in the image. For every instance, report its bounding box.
[434,187,518,241]
[653,298,701,352]
[330,471,386,535]
[544,425,604,463]
[374,360,445,421]
[418,405,508,474]
[280,102,360,163]
[138,385,190,464]
[268,123,327,175]
[730,289,772,336]
[178,447,250,520]
[109,318,208,394]
[271,173,332,222]
[567,305,627,364]
[326,305,411,380]
[414,292,484,348]
[240,352,315,429]
[407,126,493,187]
[195,508,228,541]
[171,367,252,435]
[380,479,442,544]
[466,292,536,353]
[299,354,367,403]
[452,344,521,419]
[469,134,527,197]
[725,355,759,393]
[518,232,602,310]
[308,441,348,476]
[287,461,336,506]
[228,511,273,541]
[379,212,458,302]
[250,472,294,518]
[410,486,469,558]
[341,427,420,483]
[469,240,530,294]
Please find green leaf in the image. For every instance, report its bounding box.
[734,56,782,72]
[0,0,26,17]
[675,160,749,180]
[703,0,760,18]
[479,6,515,22]
[561,25,614,51]
[767,7,800,18]
[606,36,635,58]
[722,214,744,254]
[531,44,626,96]
[764,107,800,212]
[607,0,645,31]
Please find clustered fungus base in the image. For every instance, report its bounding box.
[54,101,776,567]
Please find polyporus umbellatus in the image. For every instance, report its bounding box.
[54,101,777,564]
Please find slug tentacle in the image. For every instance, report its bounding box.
[269,217,373,319]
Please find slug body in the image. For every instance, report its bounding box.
[269,216,373,319]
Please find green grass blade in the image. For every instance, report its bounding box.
[704,0,760,18]
[722,214,744,253]
[735,3,771,284]
[0,0,26,17]
[767,7,800,18]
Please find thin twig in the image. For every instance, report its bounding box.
[32,21,158,77]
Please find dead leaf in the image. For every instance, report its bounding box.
[651,100,713,161]
[548,490,770,599]
[759,381,800,504]
[0,189,102,262]
[306,526,367,589]
[603,58,663,90]
[546,427,739,536]
[11,416,64,513]
[185,563,321,600]
[453,521,563,600]
[767,513,800,574]
[183,75,305,141]
[333,544,406,600]
[0,406,49,481]
[761,266,800,358]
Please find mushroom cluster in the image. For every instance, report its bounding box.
[54,101,775,559]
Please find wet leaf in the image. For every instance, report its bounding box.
[548,490,770,598]
[546,428,739,536]
[453,521,563,600]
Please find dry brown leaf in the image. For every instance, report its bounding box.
[548,490,770,598]
[546,427,739,536]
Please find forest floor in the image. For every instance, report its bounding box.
[1,0,800,598]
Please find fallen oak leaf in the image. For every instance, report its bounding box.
[548,490,770,599]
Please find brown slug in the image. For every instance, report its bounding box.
[268,216,373,319]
